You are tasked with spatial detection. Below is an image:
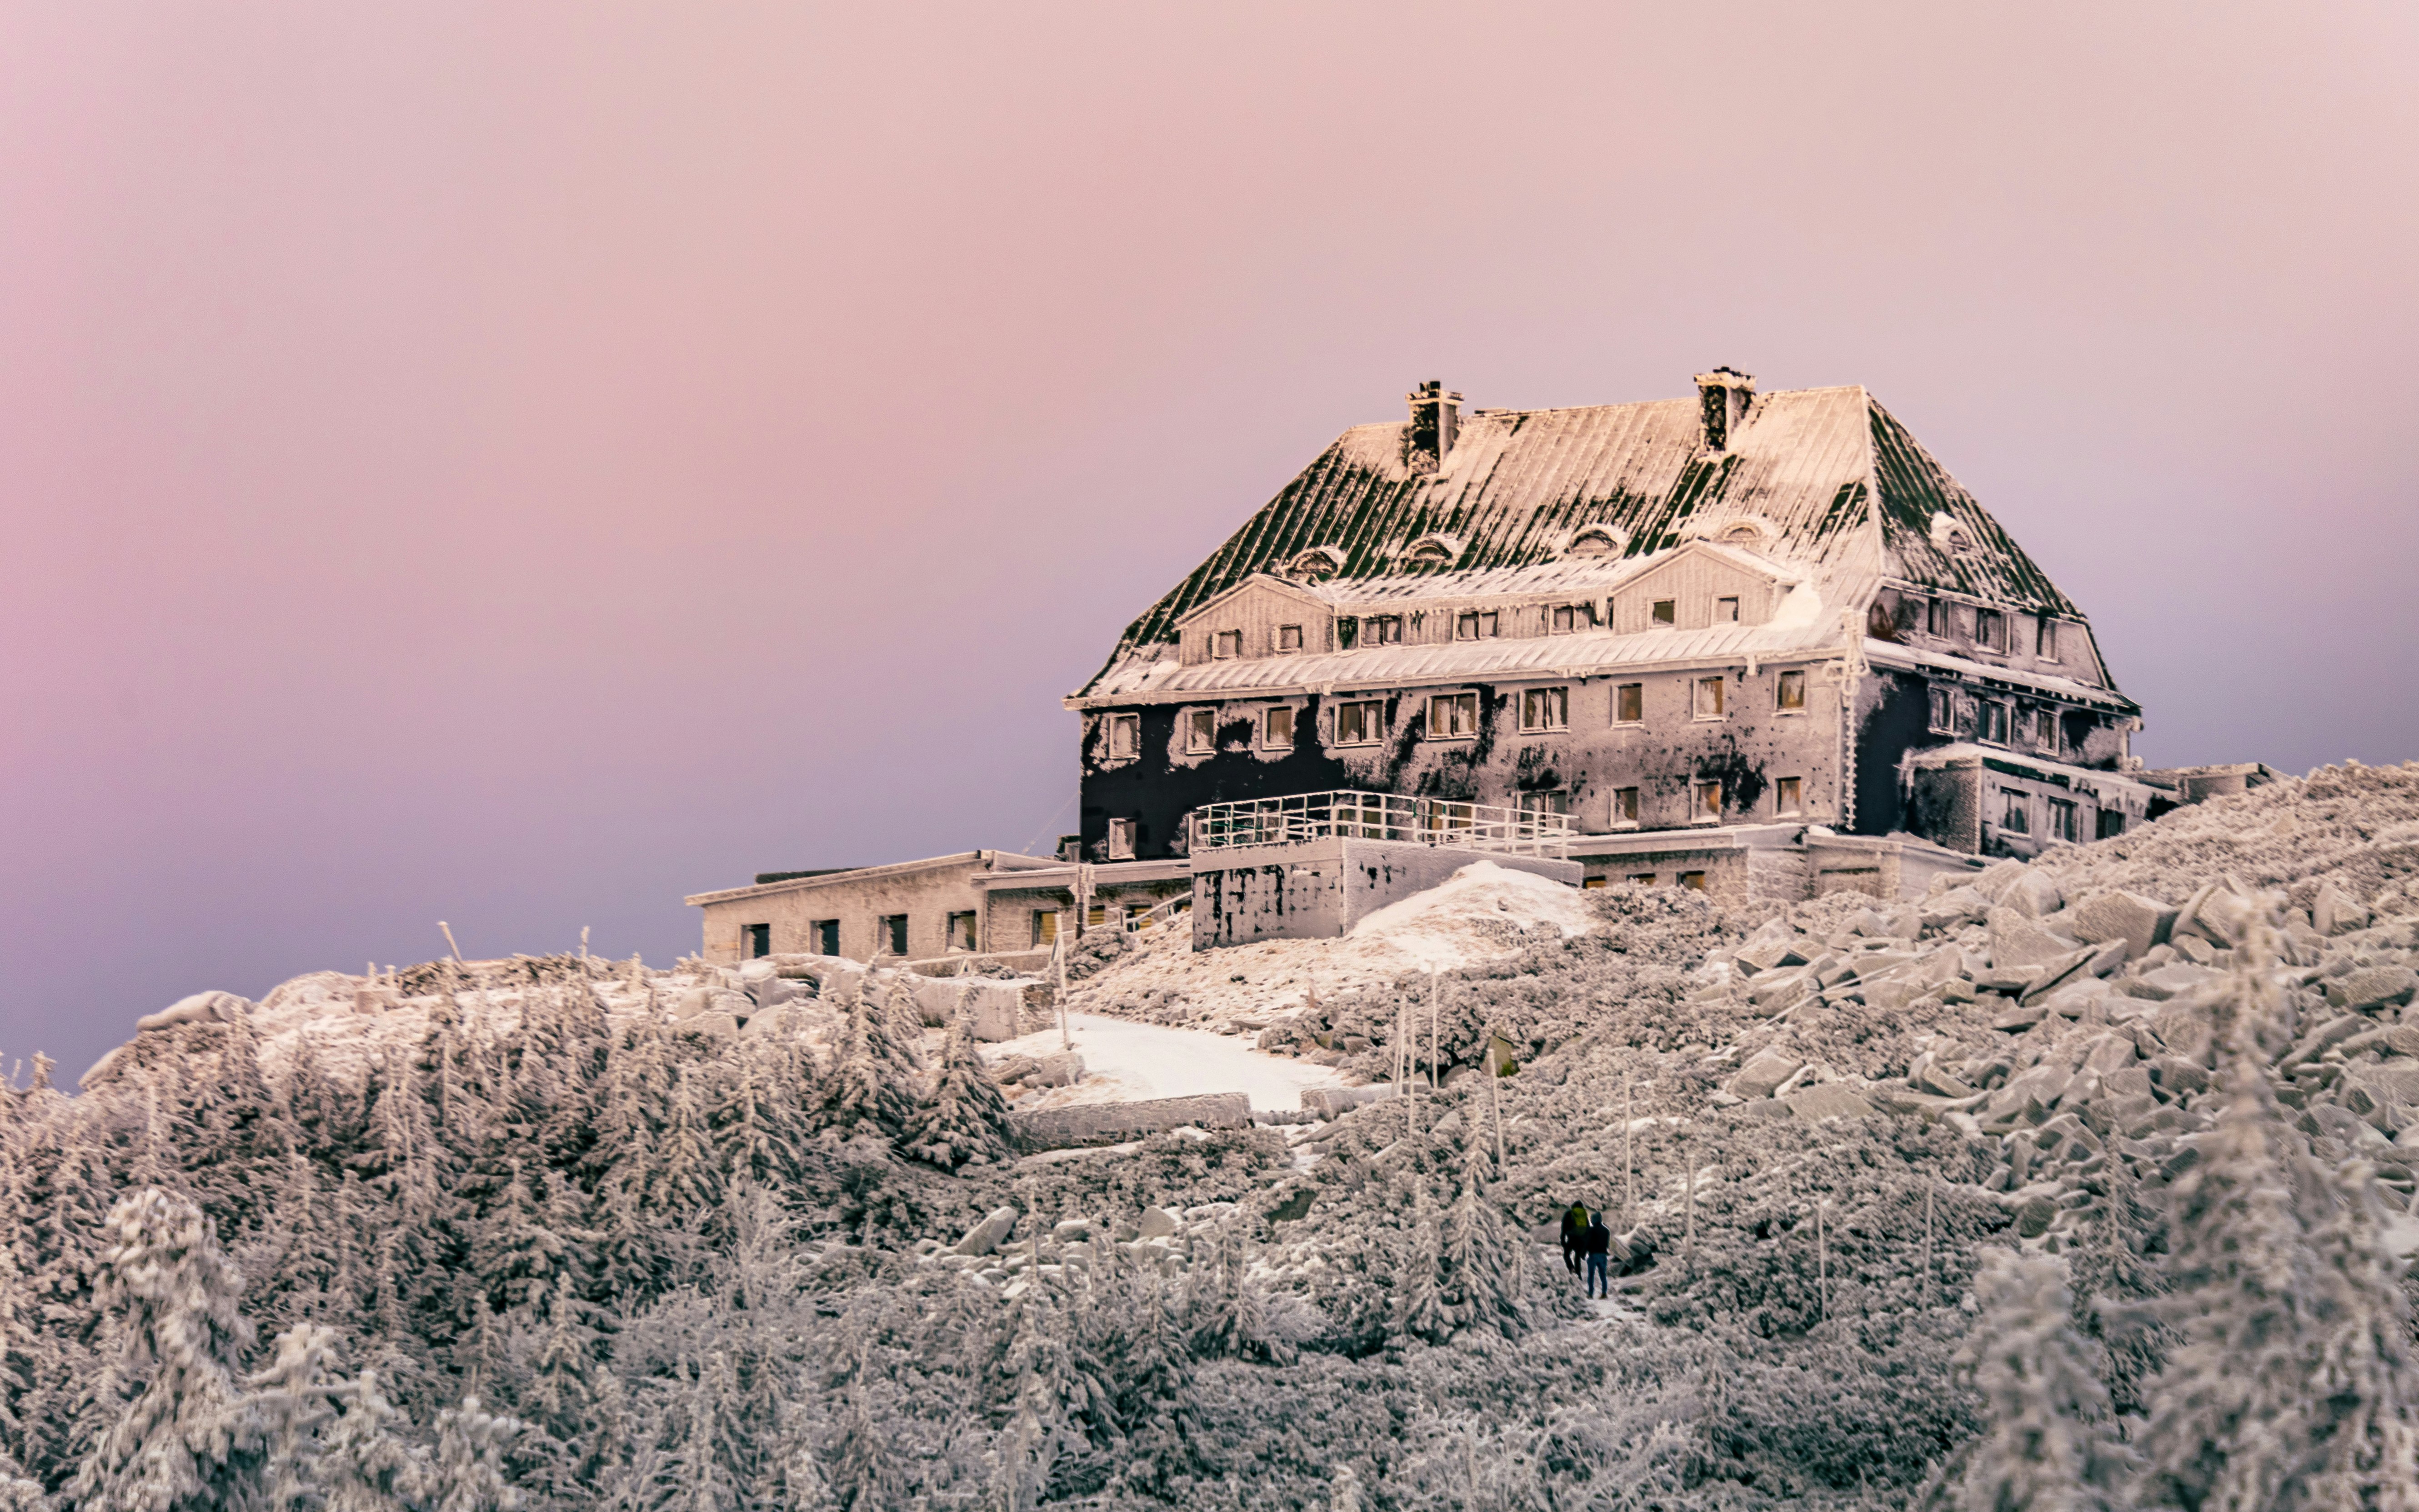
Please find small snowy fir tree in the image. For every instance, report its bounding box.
[249,1322,345,1512]
[2299,1158,2419,1510]
[1393,1184,1450,1345]
[1436,1127,1528,1341]
[317,1367,427,1512]
[822,990,912,1141]
[72,1188,265,1512]
[429,1395,523,1512]
[1951,1250,2133,1512]
[903,1008,1013,1171]
[2137,928,2330,1511]
[880,981,928,1072]
[824,1346,897,1512]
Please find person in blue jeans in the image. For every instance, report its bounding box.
[1583,1209,1613,1298]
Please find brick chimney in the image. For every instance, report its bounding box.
[1404,380,1462,474]
[1693,367,1755,452]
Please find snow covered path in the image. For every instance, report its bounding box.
[985,1012,1349,1113]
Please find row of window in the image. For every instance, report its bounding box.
[1928,687,2077,756]
[1918,599,2061,661]
[1207,591,1751,661]
[1104,671,1809,762]
[741,912,982,961]
[1995,788,2125,843]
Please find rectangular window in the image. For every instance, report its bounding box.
[2000,790,2030,835]
[1928,686,1955,735]
[1694,780,1723,821]
[1517,791,1569,818]
[1694,676,1726,720]
[1262,706,1295,750]
[1978,701,2008,745]
[1107,817,1136,859]
[1277,624,1304,654]
[812,919,839,956]
[744,923,771,959]
[1551,605,1575,634]
[1105,712,1140,761]
[1775,776,1803,816]
[2038,710,2061,753]
[1337,616,1359,651]
[1776,669,1806,711]
[1583,876,1607,890]
[1334,699,1385,746]
[1186,708,1216,753]
[1427,692,1479,739]
[2096,809,2127,839]
[1630,872,1657,886]
[1926,598,1944,636]
[1454,610,1499,640]
[1213,630,1242,659]
[878,914,909,956]
[1651,599,1677,626]
[947,911,978,951]
[1976,608,2004,652]
[1518,686,1569,731]
[1615,683,1643,724]
[1370,615,1402,645]
[2036,618,2059,661]
[1612,786,1640,826]
[1678,871,1708,891]
[2047,798,2079,843]
[1032,911,1060,947]
[1716,596,1740,623]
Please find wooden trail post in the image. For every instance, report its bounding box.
[1622,1073,1634,1225]
[1428,970,1440,1091]
[1817,1200,1829,1322]
[1684,1140,1697,1258]
[1922,1182,1935,1309]
[1485,1024,1506,1171]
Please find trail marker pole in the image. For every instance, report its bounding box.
[1428,971,1440,1091]
[1818,1200,1829,1322]
[1922,1182,1935,1309]
[1623,1073,1634,1225]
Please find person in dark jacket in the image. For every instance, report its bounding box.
[1559,1202,1588,1278]
[1583,1212,1613,1298]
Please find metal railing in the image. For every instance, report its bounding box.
[1124,895,1191,933]
[1186,790,1575,857]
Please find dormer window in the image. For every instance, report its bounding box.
[1651,599,1676,627]
[1336,617,1359,651]
[1715,521,1766,548]
[2035,618,2059,661]
[1405,535,1457,569]
[1567,525,1623,558]
[1277,624,1304,654]
[1369,615,1403,645]
[1716,596,1740,623]
[1550,603,1597,635]
[1288,548,1342,581]
[1454,611,1498,641]
[1975,609,2006,652]
[1213,630,1243,660]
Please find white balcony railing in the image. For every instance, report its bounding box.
[1186,790,1575,857]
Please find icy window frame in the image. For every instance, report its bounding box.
[1427,692,1479,740]
[1519,686,1569,732]
[1776,669,1807,711]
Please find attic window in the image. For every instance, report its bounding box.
[1289,548,1341,580]
[1975,609,2006,652]
[1550,604,1594,634]
[1405,536,1457,569]
[1336,617,1359,651]
[1651,599,1676,626]
[1454,611,1498,640]
[1716,522,1765,546]
[1568,525,1623,558]
[1213,630,1242,659]
[1716,596,1740,623]
[1369,615,1403,645]
[2036,618,2059,661]
[1277,624,1304,654]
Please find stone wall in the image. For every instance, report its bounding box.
[1010,1091,1252,1148]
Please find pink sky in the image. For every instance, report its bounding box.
[4,2,2415,1076]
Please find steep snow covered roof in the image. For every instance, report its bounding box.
[1078,382,2086,699]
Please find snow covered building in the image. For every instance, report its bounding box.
[1067,372,2160,902]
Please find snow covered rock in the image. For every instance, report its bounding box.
[1727,1050,1805,1101]
[2064,889,2178,961]
[135,990,251,1032]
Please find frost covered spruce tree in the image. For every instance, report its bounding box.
[903,1005,1013,1171]
[1947,1250,2132,1512]
[71,1187,266,1512]
[2136,918,2419,1512]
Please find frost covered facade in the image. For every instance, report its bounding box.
[1069,372,2159,896]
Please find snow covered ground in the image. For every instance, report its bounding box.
[984,1011,1347,1113]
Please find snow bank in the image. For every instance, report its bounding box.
[984,1012,1346,1114]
